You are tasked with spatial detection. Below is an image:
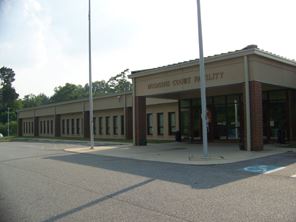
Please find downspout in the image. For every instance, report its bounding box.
[244,56,251,151]
[132,78,136,145]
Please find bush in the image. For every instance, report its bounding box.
[0,121,17,136]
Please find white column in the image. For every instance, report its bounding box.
[244,56,251,151]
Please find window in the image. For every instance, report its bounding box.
[47,120,50,134]
[62,119,65,135]
[105,117,110,135]
[43,121,46,134]
[40,121,42,134]
[113,116,118,135]
[93,117,96,135]
[157,113,164,135]
[269,90,286,101]
[98,117,103,135]
[168,112,176,135]
[76,119,80,134]
[147,113,153,135]
[71,119,75,135]
[120,115,124,135]
[50,120,53,135]
[66,119,70,135]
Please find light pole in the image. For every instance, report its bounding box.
[7,107,10,137]
[196,0,208,158]
[88,0,94,149]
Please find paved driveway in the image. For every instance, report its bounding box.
[0,142,296,222]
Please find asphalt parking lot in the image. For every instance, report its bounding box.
[0,142,296,222]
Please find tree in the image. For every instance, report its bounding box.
[50,83,86,103]
[0,66,16,86]
[0,67,19,109]
[83,69,132,96]
[84,80,110,97]
[0,67,19,136]
[107,69,132,93]
[21,69,133,107]
[22,94,50,108]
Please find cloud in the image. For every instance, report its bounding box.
[1,0,296,98]
[0,0,89,97]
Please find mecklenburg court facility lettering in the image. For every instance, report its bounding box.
[147,72,224,90]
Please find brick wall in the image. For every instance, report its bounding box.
[249,81,263,150]
[135,96,146,145]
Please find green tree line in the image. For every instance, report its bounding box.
[0,67,132,136]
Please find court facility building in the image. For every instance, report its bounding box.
[17,45,296,151]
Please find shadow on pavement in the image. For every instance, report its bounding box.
[45,151,296,190]
[41,178,155,222]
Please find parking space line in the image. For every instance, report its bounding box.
[291,174,296,178]
[263,167,286,174]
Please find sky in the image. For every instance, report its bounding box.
[1,0,296,98]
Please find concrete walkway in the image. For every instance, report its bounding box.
[64,142,295,165]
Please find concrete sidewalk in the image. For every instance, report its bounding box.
[64,142,295,165]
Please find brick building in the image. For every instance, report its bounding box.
[18,45,296,151]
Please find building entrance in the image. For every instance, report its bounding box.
[179,95,242,142]
[263,90,289,142]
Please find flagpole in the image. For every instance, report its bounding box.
[196,0,208,158]
[88,0,94,149]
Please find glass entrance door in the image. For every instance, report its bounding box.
[262,90,288,142]
[180,94,242,142]
[269,102,287,140]
[180,99,201,142]
[180,99,190,139]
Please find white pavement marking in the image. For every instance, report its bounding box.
[263,167,286,174]
[291,174,296,178]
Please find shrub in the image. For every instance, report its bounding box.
[0,121,17,136]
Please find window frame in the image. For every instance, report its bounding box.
[71,119,75,135]
[50,120,53,135]
[105,116,110,135]
[157,113,164,136]
[113,116,118,135]
[147,113,153,135]
[62,119,65,135]
[120,115,124,135]
[76,118,80,135]
[168,112,176,135]
[98,117,103,135]
[66,119,70,135]
[47,120,50,134]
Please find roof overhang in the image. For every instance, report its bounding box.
[129,47,296,79]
